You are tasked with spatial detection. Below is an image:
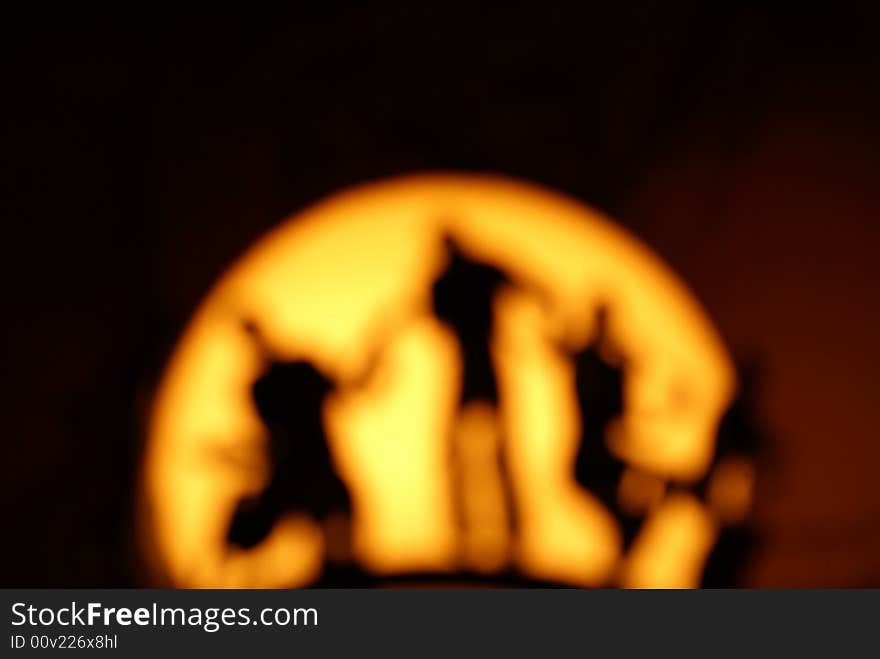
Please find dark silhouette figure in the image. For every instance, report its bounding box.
[564,306,644,549]
[430,235,519,554]
[563,311,763,583]
[705,361,764,462]
[227,323,353,562]
[432,236,508,403]
[699,361,764,587]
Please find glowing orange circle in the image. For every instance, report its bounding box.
[141,173,735,588]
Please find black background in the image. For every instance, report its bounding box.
[2,3,879,586]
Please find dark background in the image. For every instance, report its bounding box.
[2,3,879,586]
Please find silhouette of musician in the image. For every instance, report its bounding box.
[227,322,358,566]
[430,235,519,561]
[562,305,644,548]
[699,361,763,587]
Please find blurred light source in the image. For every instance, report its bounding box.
[140,173,741,588]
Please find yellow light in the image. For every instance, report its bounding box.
[140,173,735,587]
[620,493,718,589]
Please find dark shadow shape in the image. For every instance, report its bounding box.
[562,305,644,549]
[431,235,510,403]
[700,360,764,587]
[429,234,519,545]
[227,323,352,556]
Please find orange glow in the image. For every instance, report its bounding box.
[140,173,735,588]
[620,493,718,588]
[617,468,666,517]
[453,402,511,573]
[707,455,755,526]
